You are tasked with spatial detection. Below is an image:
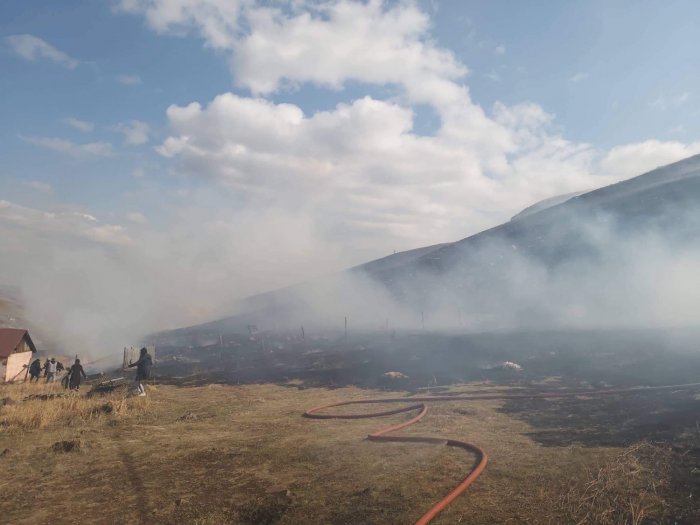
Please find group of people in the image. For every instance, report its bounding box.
[26,347,152,396]
[28,357,59,383]
[28,357,87,390]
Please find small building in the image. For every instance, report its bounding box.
[0,328,37,383]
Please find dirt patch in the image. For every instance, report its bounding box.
[239,490,292,525]
[177,411,199,422]
[87,379,130,398]
[1,397,17,406]
[24,393,69,401]
[51,440,81,453]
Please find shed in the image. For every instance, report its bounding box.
[0,328,37,382]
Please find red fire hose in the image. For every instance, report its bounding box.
[304,382,700,524]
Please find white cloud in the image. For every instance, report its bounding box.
[494,44,505,55]
[115,0,700,258]
[63,117,95,132]
[157,92,614,251]
[87,224,132,244]
[21,136,114,158]
[116,0,249,49]
[118,120,151,145]
[119,1,467,107]
[649,92,689,110]
[120,0,514,189]
[569,72,588,83]
[230,1,466,105]
[600,139,700,179]
[0,200,130,245]
[126,211,148,223]
[5,34,79,69]
[24,181,52,193]
[116,74,143,85]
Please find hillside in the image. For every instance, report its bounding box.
[156,154,700,341]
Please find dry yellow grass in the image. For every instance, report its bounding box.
[555,442,673,525]
[0,381,143,430]
[0,381,681,524]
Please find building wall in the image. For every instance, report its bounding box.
[2,350,32,382]
[16,338,29,354]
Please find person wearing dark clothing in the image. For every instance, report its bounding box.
[127,347,152,396]
[42,358,49,378]
[29,359,42,382]
[68,359,87,391]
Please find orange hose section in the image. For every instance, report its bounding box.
[304,382,700,524]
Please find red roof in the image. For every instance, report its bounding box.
[0,329,37,358]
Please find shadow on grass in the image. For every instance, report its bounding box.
[114,437,151,523]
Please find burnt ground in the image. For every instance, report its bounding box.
[3,325,700,523]
[499,390,700,524]
[151,326,700,390]
[500,391,700,447]
[146,326,700,523]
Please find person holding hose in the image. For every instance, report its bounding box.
[128,347,152,397]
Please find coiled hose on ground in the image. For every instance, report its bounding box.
[304,382,700,524]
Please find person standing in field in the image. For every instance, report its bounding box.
[127,347,152,397]
[68,358,87,391]
[28,359,42,382]
[45,358,57,383]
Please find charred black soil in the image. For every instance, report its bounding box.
[146,326,700,523]
[151,326,700,389]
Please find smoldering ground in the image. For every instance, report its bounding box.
[206,200,700,338]
[0,208,347,364]
[2,169,700,364]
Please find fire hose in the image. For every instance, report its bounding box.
[304,382,700,524]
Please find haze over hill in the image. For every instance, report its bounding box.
[6,4,700,523]
[156,154,700,344]
[8,1,700,364]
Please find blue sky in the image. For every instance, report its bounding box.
[2,1,699,216]
[2,0,700,341]
[446,0,700,146]
[2,0,226,215]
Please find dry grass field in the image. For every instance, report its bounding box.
[2,378,695,524]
